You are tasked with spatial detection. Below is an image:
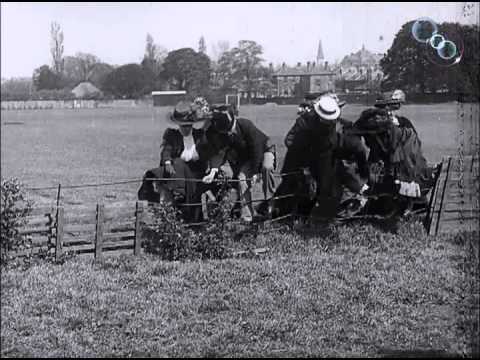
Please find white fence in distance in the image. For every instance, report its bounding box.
[1,99,153,110]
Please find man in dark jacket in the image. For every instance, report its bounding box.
[202,104,275,222]
[270,94,369,218]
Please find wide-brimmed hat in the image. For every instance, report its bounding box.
[313,95,341,121]
[167,101,206,129]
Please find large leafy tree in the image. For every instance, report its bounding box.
[381,21,479,98]
[160,48,211,95]
[63,56,113,89]
[75,52,101,82]
[32,65,61,90]
[102,63,148,98]
[218,40,265,101]
[89,63,115,90]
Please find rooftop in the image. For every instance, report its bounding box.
[273,64,335,77]
[340,45,383,67]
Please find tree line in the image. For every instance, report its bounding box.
[1,20,478,101]
[1,22,275,101]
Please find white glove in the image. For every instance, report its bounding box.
[251,174,259,184]
[396,180,421,198]
[202,168,219,184]
[262,152,275,171]
[359,183,369,195]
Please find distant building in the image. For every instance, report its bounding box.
[71,82,102,99]
[335,45,384,93]
[272,40,336,98]
[152,90,187,106]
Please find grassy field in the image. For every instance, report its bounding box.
[1,220,478,357]
[1,103,478,357]
[1,103,459,205]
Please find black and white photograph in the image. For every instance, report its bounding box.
[1,2,479,357]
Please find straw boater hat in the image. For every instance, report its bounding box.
[313,95,341,122]
[167,101,206,129]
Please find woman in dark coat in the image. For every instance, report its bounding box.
[138,100,210,221]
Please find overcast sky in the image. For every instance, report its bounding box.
[1,2,477,78]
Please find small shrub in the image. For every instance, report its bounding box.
[143,201,191,260]
[143,187,235,261]
[188,189,235,260]
[1,178,33,264]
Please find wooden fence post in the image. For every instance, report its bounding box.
[55,206,64,261]
[134,201,144,256]
[433,156,452,236]
[95,203,105,261]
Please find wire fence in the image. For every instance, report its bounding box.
[24,171,303,191]
[21,168,433,228]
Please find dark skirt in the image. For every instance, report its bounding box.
[138,159,208,220]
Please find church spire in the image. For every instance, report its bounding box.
[317,39,324,63]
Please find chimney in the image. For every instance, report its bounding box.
[312,61,316,68]
[306,61,311,71]
[297,62,301,67]
[282,62,286,70]
[324,61,329,70]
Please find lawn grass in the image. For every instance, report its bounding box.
[1,219,478,357]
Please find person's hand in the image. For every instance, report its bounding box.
[164,161,176,176]
[202,168,218,184]
[262,151,275,171]
[359,183,369,195]
[251,174,259,184]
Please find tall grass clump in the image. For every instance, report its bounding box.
[1,177,33,264]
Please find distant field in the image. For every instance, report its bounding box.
[1,103,459,205]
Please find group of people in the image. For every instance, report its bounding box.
[138,90,435,223]
[138,97,276,222]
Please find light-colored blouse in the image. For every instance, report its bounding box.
[180,134,200,162]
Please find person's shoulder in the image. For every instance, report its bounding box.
[359,107,384,119]
[163,128,180,137]
[397,116,415,127]
[293,114,310,127]
[236,117,254,127]
[192,128,205,136]
[237,117,263,132]
[338,117,353,127]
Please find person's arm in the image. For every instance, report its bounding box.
[240,119,269,177]
[398,116,418,135]
[346,134,370,180]
[204,128,228,170]
[284,117,308,149]
[160,129,176,166]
